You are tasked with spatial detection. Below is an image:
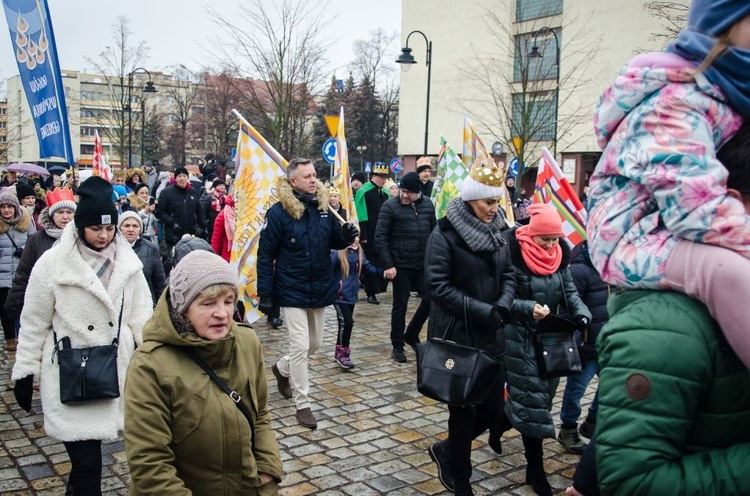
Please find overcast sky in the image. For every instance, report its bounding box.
[0,0,402,88]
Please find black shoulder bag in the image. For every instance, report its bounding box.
[55,301,124,404]
[415,296,503,406]
[533,273,583,379]
[187,349,255,437]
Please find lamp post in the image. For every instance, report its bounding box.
[127,68,157,168]
[396,30,432,155]
[528,27,560,158]
[356,145,367,170]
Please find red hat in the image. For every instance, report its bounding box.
[527,203,563,236]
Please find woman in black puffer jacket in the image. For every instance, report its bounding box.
[423,162,516,496]
[119,211,166,305]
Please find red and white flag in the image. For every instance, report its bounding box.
[92,130,111,181]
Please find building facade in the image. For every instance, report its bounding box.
[397,0,685,193]
[0,99,7,165]
[5,69,208,170]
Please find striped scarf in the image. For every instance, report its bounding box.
[77,237,117,287]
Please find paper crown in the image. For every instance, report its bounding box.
[328,186,341,196]
[372,164,390,175]
[46,187,75,206]
[416,156,432,167]
[469,155,507,187]
[64,168,78,177]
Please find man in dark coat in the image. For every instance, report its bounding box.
[354,164,390,304]
[416,156,435,198]
[257,158,357,429]
[156,166,206,272]
[375,171,436,362]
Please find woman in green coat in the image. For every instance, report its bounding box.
[124,251,283,495]
[498,204,590,496]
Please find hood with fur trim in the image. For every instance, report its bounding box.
[126,167,146,184]
[0,207,31,235]
[276,176,330,220]
[128,192,148,212]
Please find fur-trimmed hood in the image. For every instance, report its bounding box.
[126,167,146,184]
[276,176,330,220]
[128,192,148,211]
[508,228,572,274]
[0,207,31,235]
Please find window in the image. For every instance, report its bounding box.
[516,0,563,22]
[80,144,95,155]
[0,122,5,129]
[511,91,557,141]
[80,126,101,136]
[0,107,6,115]
[80,108,104,119]
[513,29,561,83]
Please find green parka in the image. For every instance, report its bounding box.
[504,233,591,439]
[597,290,750,495]
[124,292,283,495]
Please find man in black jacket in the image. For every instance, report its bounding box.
[354,164,390,304]
[156,166,206,272]
[375,171,436,362]
[257,158,358,429]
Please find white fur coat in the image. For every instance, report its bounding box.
[12,222,153,442]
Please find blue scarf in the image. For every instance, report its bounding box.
[669,29,750,118]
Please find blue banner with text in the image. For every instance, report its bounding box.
[2,0,74,165]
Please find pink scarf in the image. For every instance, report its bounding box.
[223,196,236,243]
[516,226,562,276]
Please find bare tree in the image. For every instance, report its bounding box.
[83,16,149,167]
[461,5,602,183]
[646,1,689,47]
[349,29,400,162]
[196,69,247,160]
[208,0,330,158]
[163,67,201,167]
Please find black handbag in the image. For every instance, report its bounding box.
[534,313,583,379]
[415,296,502,407]
[54,302,124,404]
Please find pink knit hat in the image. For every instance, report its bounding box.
[527,203,563,236]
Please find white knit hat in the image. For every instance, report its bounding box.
[460,172,507,202]
[169,251,238,314]
[118,210,143,230]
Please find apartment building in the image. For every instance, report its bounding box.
[5,69,207,169]
[397,0,684,192]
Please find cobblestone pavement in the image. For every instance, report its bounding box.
[1,291,596,495]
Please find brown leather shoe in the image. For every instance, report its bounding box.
[272,363,292,399]
[5,338,17,351]
[296,407,317,429]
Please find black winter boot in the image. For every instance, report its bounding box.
[523,435,552,496]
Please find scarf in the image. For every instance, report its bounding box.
[224,205,236,243]
[515,225,562,276]
[445,197,506,252]
[668,30,750,118]
[210,190,226,213]
[77,237,117,287]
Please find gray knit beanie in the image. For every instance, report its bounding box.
[169,250,238,314]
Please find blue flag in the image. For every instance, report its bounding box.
[2,0,74,165]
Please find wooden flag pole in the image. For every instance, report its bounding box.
[328,205,347,225]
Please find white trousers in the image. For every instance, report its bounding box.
[276,307,326,410]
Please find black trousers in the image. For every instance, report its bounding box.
[334,303,355,347]
[390,267,430,349]
[63,440,102,495]
[447,371,505,485]
[0,287,15,340]
[362,243,385,296]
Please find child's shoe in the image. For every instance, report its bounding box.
[335,345,354,369]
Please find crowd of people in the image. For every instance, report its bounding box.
[3,1,750,494]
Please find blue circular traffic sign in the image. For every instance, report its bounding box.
[390,157,402,173]
[322,138,337,164]
[508,158,519,178]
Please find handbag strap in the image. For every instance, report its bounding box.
[186,349,256,437]
[441,296,473,346]
[557,272,570,314]
[5,231,18,250]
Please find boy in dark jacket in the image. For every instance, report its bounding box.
[558,241,611,454]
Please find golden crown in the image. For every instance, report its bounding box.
[372,164,389,175]
[328,186,341,196]
[469,155,507,187]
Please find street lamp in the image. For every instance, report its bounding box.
[396,30,432,155]
[528,27,560,158]
[127,68,157,168]
[356,145,367,170]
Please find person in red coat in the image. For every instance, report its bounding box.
[211,194,235,262]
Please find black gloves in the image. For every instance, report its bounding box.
[258,296,273,316]
[341,223,359,244]
[577,316,589,329]
[171,222,181,231]
[14,376,33,412]
[490,307,505,329]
